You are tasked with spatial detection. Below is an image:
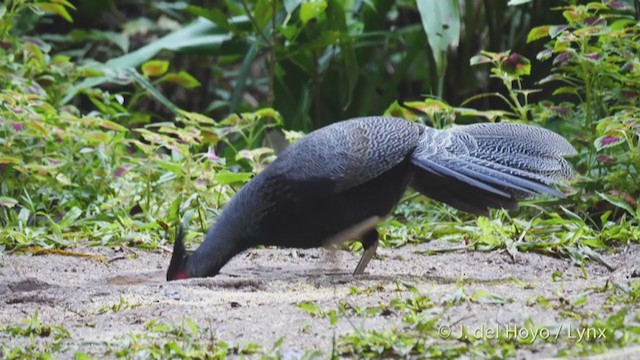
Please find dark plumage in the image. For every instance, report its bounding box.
[167,117,577,280]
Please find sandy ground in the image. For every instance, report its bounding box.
[0,241,639,359]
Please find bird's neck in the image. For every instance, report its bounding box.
[186,225,252,277]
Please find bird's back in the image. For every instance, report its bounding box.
[224,117,423,248]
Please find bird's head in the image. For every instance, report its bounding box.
[166,225,191,281]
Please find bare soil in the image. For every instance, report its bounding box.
[0,241,639,359]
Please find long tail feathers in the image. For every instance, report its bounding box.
[410,123,577,215]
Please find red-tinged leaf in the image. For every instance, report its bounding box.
[596,155,615,164]
[470,54,492,66]
[594,135,624,151]
[586,3,608,10]
[584,53,600,61]
[501,53,531,76]
[134,129,170,145]
[11,122,24,132]
[527,26,550,43]
[179,111,216,125]
[85,131,111,143]
[165,144,189,155]
[79,67,104,78]
[423,99,452,113]
[605,0,633,10]
[549,25,568,38]
[536,48,553,61]
[383,101,419,121]
[126,139,153,154]
[159,127,201,145]
[114,166,130,178]
[550,106,571,117]
[141,60,169,77]
[584,17,606,26]
[553,52,572,66]
[99,119,128,132]
[574,27,608,37]
[0,156,21,165]
[26,119,47,137]
[405,99,452,115]
[562,10,580,22]
[164,71,201,88]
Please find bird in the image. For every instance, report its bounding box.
[167,116,577,280]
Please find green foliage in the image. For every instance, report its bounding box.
[526,1,639,219]
[299,281,640,358]
[1,0,639,358]
[0,312,71,358]
[0,3,282,249]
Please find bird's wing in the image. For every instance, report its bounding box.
[274,117,422,193]
[410,123,577,215]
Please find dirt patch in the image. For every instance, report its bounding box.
[0,242,639,358]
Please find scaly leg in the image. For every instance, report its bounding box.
[353,229,379,275]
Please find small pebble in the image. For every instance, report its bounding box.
[164,288,181,300]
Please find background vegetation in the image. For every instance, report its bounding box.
[0,0,639,358]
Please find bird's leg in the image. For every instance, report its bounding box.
[353,229,379,275]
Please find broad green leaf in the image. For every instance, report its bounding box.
[0,197,18,208]
[51,0,76,9]
[73,353,91,360]
[66,29,129,53]
[253,0,274,30]
[297,301,322,316]
[187,6,231,31]
[108,17,250,68]
[164,71,201,88]
[552,86,579,96]
[178,111,216,125]
[99,119,128,132]
[284,0,303,13]
[0,156,21,164]
[416,0,460,74]
[156,159,183,175]
[166,195,182,225]
[84,131,111,144]
[214,171,252,185]
[507,0,533,5]
[56,173,72,186]
[300,0,327,24]
[35,3,73,22]
[63,17,250,104]
[404,99,451,115]
[128,69,180,115]
[283,129,305,143]
[59,207,82,228]
[141,60,169,77]
[597,192,636,215]
[527,26,550,43]
[26,119,47,136]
